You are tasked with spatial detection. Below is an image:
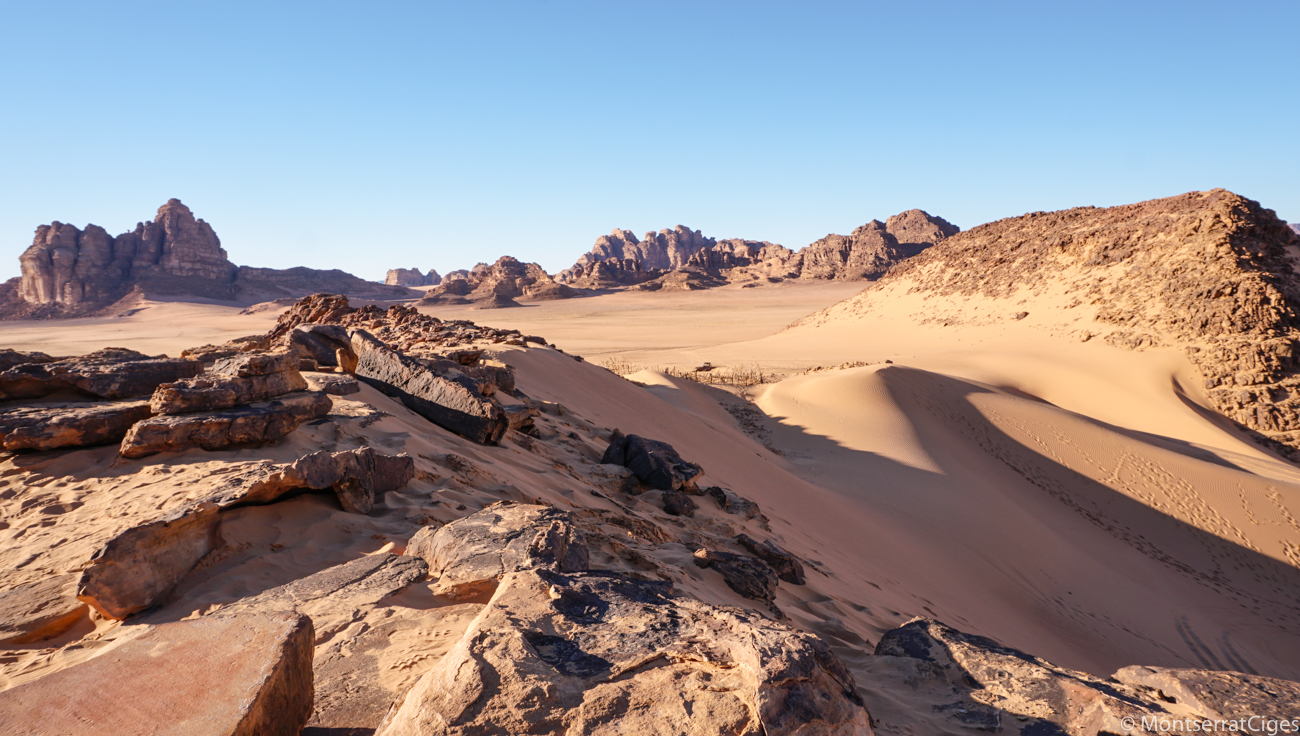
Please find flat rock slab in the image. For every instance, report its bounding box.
[350,329,507,445]
[0,611,314,736]
[375,568,872,735]
[120,390,332,458]
[0,574,86,644]
[0,347,202,401]
[1113,665,1300,723]
[151,353,307,414]
[0,400,152,451]
[405,503,588,600]
[305,372,361,396]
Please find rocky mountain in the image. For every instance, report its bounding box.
[3,199,411,319]
[385,268,442,287]
[803,189,1300,461]
[1291,222,1299,236]
[419,255,577,308]
[558,210,958,290]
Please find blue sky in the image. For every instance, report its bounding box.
[2,1,1297,283]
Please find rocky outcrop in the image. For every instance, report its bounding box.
[601,432,703,490]
[350,329,508,445]
[0,348,58,371]
[386,267,442,287]
[0,612,315,736]
[119,390,332,458]
[405,503,588,599]
[0,400,152,451]
[693,547,779,601]
[288,323,355,366]
[874,617,1300,734]
[417,256,576,307]
[150,351,306,414]
[0,347,202,401]
[855,190,1300,460]
[375,566,871,735]
[8,199,409,318]
[558,211,957,289]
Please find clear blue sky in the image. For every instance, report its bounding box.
[2,1,1297,283]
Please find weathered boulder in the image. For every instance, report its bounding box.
[706,485,764,519]
[150,351,307,414]
[374,567,872,735]
[587,462,639,495]
[0,574,86,644]
[662,488,698,517]
[267,292,356,341]
[0,611,314,736]
[737,533,806,585]
[0,348,58,371]
[287,447,415,514]
[350,329,508,445]
[0,347,202,401]
[304,371,361,395]
[693,548,779,602]
[0,400,152,451]
[405,503,588,600]
[871,617,1299,734]
[289,323,354,366]
[601,432,703,490]
[224,553,428,618]
[119,390,332,458]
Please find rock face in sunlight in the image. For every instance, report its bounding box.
[558,210,959,288]
[7,199,411,319]
[417,255,576,307]
[386,267,442,287]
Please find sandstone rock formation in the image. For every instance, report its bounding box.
[375,566,871,735]
[874,617,1300,734]
[0,612,315,736]
[385,267,442,287]
[0,347,202,401]
[0,574,86,644]
[558,210,958,289]
[150,351,306,414]
[8,199,410,318]
[1291,222,1300,236]
[834,190,1300,460]
[119,390,332,458]
[417,255,577,307]
[0,400,152,451]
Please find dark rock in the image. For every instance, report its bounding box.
[0,347,202,401]
[0,348,58,371]
[0,611,315,736]
[736,533,806,584]
[405,503,588,599]
[350,329,507,445]
[704,485,763,519]
[692,548,778,601]
[502,403,537,432]
[289,323,354,366]
[0,400,152,451]
[661,489,697,517]
[119,390,332,458]
[601,433,703,491]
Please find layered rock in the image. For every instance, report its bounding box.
[0,400,152,451]
[385,267,442,287]
[119,390,332,458]
[0,347,202,401]
[0,612,315,736]
[149,351,307,414]
[9,199,409,318]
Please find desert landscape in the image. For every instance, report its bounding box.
[0,188,1299,734]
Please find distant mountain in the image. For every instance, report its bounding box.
[556,210,959,290]
[1291,222,1299,237]
[418,256,577,308]
[2,199,412,319]
[385,268,442,287]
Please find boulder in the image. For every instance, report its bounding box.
[0,611,314,736]
[0,574,86,644]
[0,347,202,401]
[737,533,806,585]
[661,489,698,517]
[350,329,508,445]
[705,485,764,519]
[405,503,588,600]
[0,400,152,451]
[287,447,415,514]
[693,548,779,601]
[502,403,537,432]
[119,390,332,458]
[304,372,361,396]
[601,433,703,490]
[374,567,871,735]
[587,462,639,495]
[872,617,1300,734]
[289,323,353,366]
[150,352,307,414]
